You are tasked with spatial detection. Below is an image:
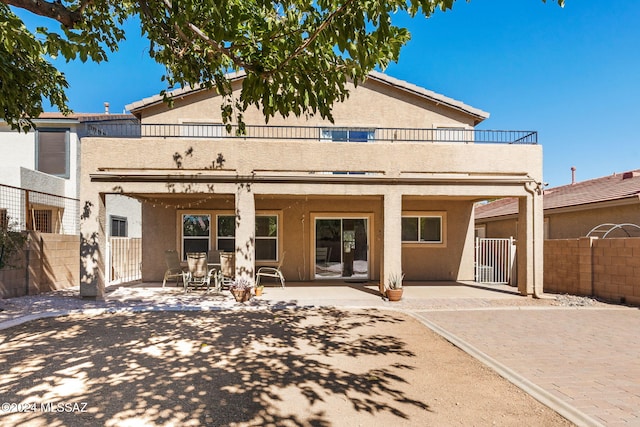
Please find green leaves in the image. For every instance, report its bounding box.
[0,4,70,131]
[1,0,565,130]
[1,1,131,130]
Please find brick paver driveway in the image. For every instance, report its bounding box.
[415,307,640,426]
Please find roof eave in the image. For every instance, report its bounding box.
[125,70,247,115]
[125,70,490,124]
[366,70,490,124]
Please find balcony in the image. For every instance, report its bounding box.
[81,123,537,145]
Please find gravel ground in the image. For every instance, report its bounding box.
[0,309,574,426]
[0,286,615,426]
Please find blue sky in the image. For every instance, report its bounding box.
[16,0,640,187]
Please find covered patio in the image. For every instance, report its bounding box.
[102,280,530,309]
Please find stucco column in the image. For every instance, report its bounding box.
[79,192,107,299]
[383,191,403,288]
[235,183,255,285]
[517,185,544,296]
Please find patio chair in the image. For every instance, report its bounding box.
[207,250,222,267]
[256,251,286,288]
[182,252,218,293]
[316,247,330,266]
[219,252,236,288]
[162,249,186,287]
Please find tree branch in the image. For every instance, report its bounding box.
[3,0,83,28]
[271,0,357,74]
[136,0,251,76]
[184,21,252,70]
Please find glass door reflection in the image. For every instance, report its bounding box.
[315,218,368,279]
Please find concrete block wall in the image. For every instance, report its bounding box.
[544,237,640,306]
[0,266,27,298]
[544,239,580,294]
[0,232,79,298]
[592,238,640,305]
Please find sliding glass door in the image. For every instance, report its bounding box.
[315,218,369,279]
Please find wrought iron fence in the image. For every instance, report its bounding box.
[0,184,79,235]
[82,123,537,144]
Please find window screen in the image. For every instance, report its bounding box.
[37,129,69,177]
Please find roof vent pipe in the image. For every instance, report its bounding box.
[571,166,576,185]
[104,102,110,115]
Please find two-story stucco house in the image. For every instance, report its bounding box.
[79,71,544,298]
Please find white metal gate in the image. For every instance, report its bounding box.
[474,237,516,285]
[107,237,142,284]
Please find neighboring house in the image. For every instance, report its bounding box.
[0,112,142,238]
[475,170,640,239]
[0,113,81,234]
[79,71,545,298]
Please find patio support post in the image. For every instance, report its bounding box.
[383,191,403,288]
[235,183,255,285]
[517,185,544,296]
[79,192,107,299]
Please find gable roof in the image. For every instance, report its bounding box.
[475,170,640,219]
[1,112,136,127]
[365,71,489,123]
[36,112,135,122]
[125,70,489,123]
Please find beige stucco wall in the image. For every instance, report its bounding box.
[480,218,519,239]
[83,137,542,182]
[142,196,386,282]
[402,199,475,280]
[139,78,478,129]
[478,201,640,239]
[81,137,542,293]
[80,77,544,295]
[141,195,478,283]
[547,203,640,238]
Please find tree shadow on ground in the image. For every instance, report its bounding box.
[0,308,430,426]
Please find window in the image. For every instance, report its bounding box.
[32,209,52,233]
[319,128,374,174]
[255,215,278,261]
[402,215,443,243]
[434,127,469,143]
[182,214,210,258]
[36,129,70,177]
[110,216,128,237]
[180,122,224,138]
[216,215,235,252]
[216,214,279,261]
[321,128,375,142]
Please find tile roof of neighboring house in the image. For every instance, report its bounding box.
[475,170,640,219]
[36,112,136,122]
[124,70,489,123]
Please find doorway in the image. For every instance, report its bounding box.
[314,217,369,280]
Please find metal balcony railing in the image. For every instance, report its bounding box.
[81,123,537,144]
